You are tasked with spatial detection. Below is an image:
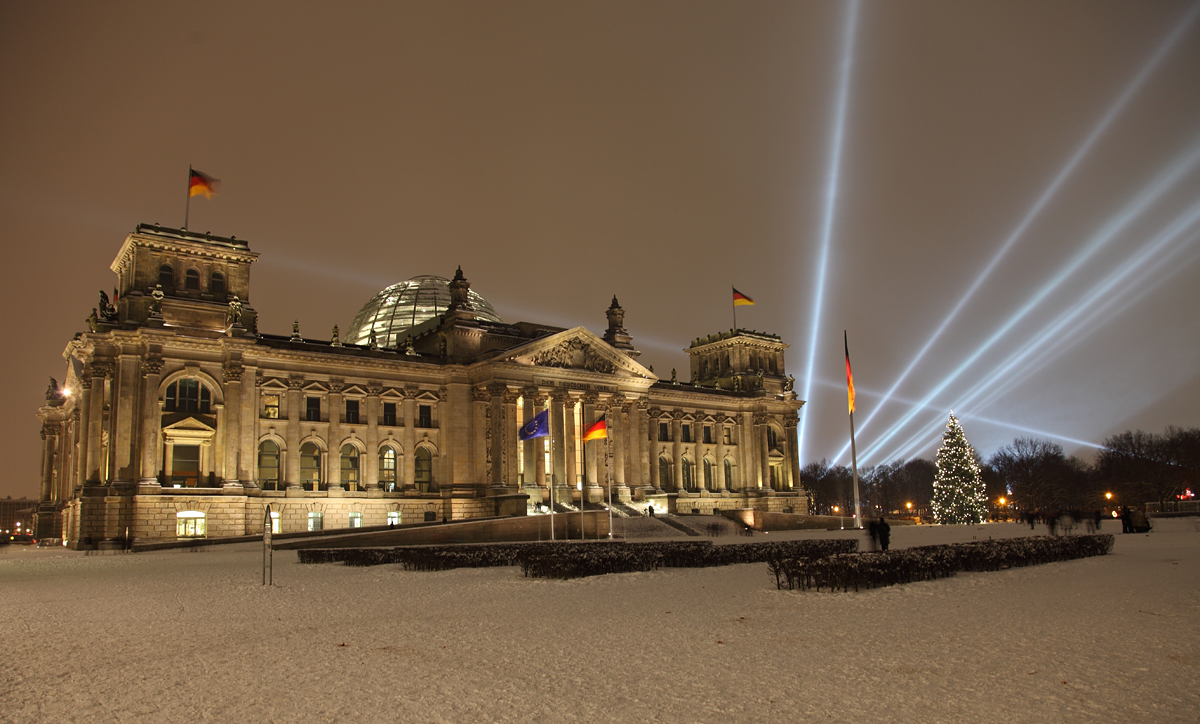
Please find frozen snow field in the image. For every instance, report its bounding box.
[2,519,1197,723]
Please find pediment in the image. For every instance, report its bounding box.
[498,327,655,379]
[163,417,216,433]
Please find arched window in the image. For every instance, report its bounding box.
[158,264,174,289]
[682,457,694,491]
[210,272,226,296]
[379,447,397,492]
[165,379,211,414]
[767,427,778,449]
[724,459,733,490]
[185,269,200,290]
[258,440,281,491]
[703,459,713,490]
[340,445,360,491]
[415,448,434,492]
[300,442,323,491]
[658,457,670,490]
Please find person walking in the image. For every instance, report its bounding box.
[877,517,891,552]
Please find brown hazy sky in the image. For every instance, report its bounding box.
[2,0,1198,499]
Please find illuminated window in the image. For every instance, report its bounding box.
[349,512,363,528]
[379,447,397,491]
[345,399,360,424]
[258,440,281,490]
[210,272,226,296]
[415,447,433,492]
[300,442,322,491]
[723,427,732,445]
[270,511,280,534]
[185,269,200,291]
[165,379,211,414]
[306,397,321,422]
[307,511,323,531]
[387,511,400,526]
[263,393,280,419]
[341,445,360,491]
[158,264,174,289]
[176,511,206,538]
[382,402,397,426]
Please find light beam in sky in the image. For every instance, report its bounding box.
[875,199,1200,463]
[799,0,859,463]
[832,2,1200,463]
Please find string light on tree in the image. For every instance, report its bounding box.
[932,412,988,525]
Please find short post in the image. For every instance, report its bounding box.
[262,504,273,586]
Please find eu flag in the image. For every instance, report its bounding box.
[518,409,550,441]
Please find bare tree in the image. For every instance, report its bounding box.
[1096,430,1180,506]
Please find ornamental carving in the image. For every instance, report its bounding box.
[753,413,771,425]
[141,357,163,377]
[522,386,542,404]
[580,391,599,406]
[486,381,508,398]
[550,389,571,404]
[472,386,491,403]
[503,389,522,405]
[88,361,114,379]
[647,407,662,418]
[530,338,616,374]
[222,362,244,383]
[287,376,306,390]
[328,379,345,394]
[367,382,383,396]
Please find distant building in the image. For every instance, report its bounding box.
[35,224,805,547]
[0,497,36,536]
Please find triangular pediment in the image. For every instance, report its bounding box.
[163,417,216,433]
[494,327,656,379]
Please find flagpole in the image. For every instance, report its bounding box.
[580,425,587,541]
[732,286,737,331]
[549,427,556,542]
[184,165,192,230]
[606,408,614,539]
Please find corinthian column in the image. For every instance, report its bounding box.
[138,357,163,489]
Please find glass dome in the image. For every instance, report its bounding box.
[344,275,501,348]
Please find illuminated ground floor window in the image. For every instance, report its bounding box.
[270,511,280,534]
[308,511,323,531]
[176,511,206,538]
[349,512,363,528]
[387,511,400,526]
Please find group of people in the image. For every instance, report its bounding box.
[1021,507,1151,535]
[867,517,891,552]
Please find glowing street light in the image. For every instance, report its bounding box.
[1105,492,1113,500]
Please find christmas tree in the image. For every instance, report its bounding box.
[932,412,988,524]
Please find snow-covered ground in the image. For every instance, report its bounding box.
[2,519,1197,723]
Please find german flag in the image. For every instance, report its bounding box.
[733,288,755,306]
[189,168,220,198]
[845,331,856,415]
[582,418,607,442]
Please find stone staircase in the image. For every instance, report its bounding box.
[656,515,703,537]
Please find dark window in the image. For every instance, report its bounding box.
[185,269,200,291]
[703,425,713,444]
[424,511,437,522]
[257,441,280,490]
[723,428,732,445]
[682,458,694,490]
[165,380,211,414]
[345,399,360,425]
[415,447,433,491]
[341,445,360,490]
[382,402,397,427]
[300,442,322,491]
[767,428,778,448]
[158,265,174,289]
[658,422,670,442]
[658,457,670,487]
[171,444,200,487]
[211,272,226,296]
[681,424,692,443]
[724,459,733,488]
[703,459,713,489]
[418,404,432,428]
[306,397,321,422]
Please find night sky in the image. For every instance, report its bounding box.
[2,1,1198,500]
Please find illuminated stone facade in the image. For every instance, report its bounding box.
[35,225,805,547]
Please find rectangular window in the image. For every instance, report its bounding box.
[418,404,432,428]
[176,512,206,538]
[172,444,200,487]
[387,511,400,526]
[270,511,280,535]
[703,425,713,444]
[349,512,363,528]
[306,396,321,422]
[382,402,397,427]
[723,428,732,445]
[263,393,280,419]
[307,512,323,531]
[658,422,670,442]
[345,399,360,425]
[681,424,692,443]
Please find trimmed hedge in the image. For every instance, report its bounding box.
[296,538,859,579]
[768,534,1114,592]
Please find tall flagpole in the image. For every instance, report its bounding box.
[846,330,862,529]
[732,286,737,330]
[606,408,614,539]
[549,410,556,542]
[184,165,193,230]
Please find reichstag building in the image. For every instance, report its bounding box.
[34,224,806,546]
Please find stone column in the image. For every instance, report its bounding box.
[714,414,727,491]
[75,397,89,493]
[521,387,538,489]
[327,380,343,490]
[551,390,569,494]
[581,392,598,492]
[222,361,244,488]
[671,411,683,492]
[647,407,661,492]
[402,387,417,490]
[285,377,303,489]
[240,368,259,487]
[757,414,771,490]
[163,441,175,486]
[85,362,109,485]
[200,440,211,482]
[365,383,381,490]
[741,411,757,490]
[785,415,800,491]
[503,388,520,488]
[563,394,577,489]
[611,394,628,498]
[138,358,163,488]
[637,402,651,493]
[487,383,506,488]
[39,425,58,503]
